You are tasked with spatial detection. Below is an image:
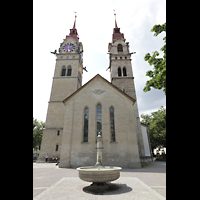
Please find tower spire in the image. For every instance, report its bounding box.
[114,13,118,28]
[112,13,124,43]
[66,14,79,45]
[73,15,77,29]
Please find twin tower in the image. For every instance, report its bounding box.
[38,15,151,168]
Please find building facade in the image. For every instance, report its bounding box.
[37,15,153,168]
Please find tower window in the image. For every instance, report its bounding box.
[96,104,102,136]
[55,145,59,151]
[117,44,123,52]
[110,107,116,142]
[83,108,89,142]
[57,130,60,136]
[118,67,122,76]
[67,66,72,76]
[123,67,127,76]
[61,66,66,76]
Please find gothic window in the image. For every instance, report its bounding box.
[110,107,116,142]
[96,104,102,136]
[117,44,123,52]
[67,66,72,76]
[83,108,89,142]
[55,144,59,151]
[61,66,66,76]
[123,67,127,76]
[118,67,122,76]
[57,130,60,136]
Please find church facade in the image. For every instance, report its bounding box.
[37,15,153,168]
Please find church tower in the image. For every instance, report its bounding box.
[108,14,145,160]
[37,16,84,162]
[108,14,136,99]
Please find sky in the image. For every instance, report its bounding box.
[33,0,166,122]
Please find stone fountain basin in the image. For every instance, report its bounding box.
[76,166,122,183]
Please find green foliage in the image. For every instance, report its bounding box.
[144,23,166,95]
[33,118,45,148]
[140,106,166,151]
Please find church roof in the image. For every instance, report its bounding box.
[63,74,136,104]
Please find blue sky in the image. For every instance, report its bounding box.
[33,0,166,122]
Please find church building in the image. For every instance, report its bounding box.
[37,15,153,168]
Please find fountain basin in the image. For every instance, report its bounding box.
[76,166,122,183]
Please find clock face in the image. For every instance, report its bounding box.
[63,43,75,52]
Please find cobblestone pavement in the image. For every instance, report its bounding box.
[33,161,166,199]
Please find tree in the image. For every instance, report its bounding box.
[33,118,45,149]
[143,22,166,95]
[141,106,166,152]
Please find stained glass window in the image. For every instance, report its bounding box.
[83,108,89,142]
[110,107,116,142]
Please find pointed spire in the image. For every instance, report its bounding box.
[66,14,79,45]
[114,13,118,28]
[69,14,78,36]
[112,13,125,43]
[73,15,77,29]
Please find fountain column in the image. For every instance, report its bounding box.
[95,132,104,167]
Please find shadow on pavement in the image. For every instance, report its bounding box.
[83,182,132,195]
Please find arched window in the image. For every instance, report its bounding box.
[118,67,122,76]
[110,107,116,142]
[83,108,89,142]
[117,44,123,52]
[96,104,102,136]
[67,66,72,76]
[123,67,127,76]
[61,66,66,76]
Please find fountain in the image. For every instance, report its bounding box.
[76,132,122,190]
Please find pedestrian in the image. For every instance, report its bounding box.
[45,153,48,162]
[52,156,55,162]
[55,156,59,166]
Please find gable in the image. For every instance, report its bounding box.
[63,74,136,105]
